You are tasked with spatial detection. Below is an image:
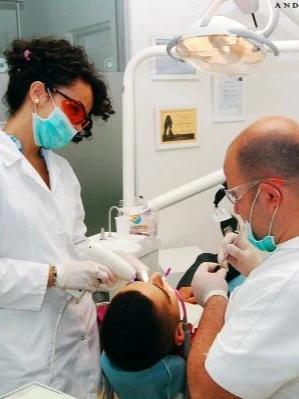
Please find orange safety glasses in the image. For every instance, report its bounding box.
[53,88,92,132]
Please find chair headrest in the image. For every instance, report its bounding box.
[101,352,185,399]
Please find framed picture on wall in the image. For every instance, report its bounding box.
[155,106,199,150]
[152,37,200,80]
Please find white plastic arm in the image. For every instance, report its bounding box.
[122,45,167,205]
[199,0,227,27]
[147,169,225,212]
[199,0,278,38]
[273,41,299,53]
[258,0,280,38]
[197,0,259,27]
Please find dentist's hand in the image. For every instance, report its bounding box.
[56,261,117,292]
[191,262,228,307]
[116,251,150,282]
[218,232,263,277]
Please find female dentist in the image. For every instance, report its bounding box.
[0,38,116,398]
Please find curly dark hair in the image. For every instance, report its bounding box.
[3,37,115,142]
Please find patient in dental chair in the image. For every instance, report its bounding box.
[100,273,186,399]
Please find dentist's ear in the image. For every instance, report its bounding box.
[174,322,185,346]
[259,183,282,213]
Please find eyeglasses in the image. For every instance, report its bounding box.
[224,177,286,205]
[52,88,92,133]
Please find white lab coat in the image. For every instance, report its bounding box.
[206,236,299,398]
[0,131,100,398]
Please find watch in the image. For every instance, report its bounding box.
[49,265,57,286]
[55,266,65,289]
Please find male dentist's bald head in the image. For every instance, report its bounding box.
[224,116,299,244]
[225,116,299,182]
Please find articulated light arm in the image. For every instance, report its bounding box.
[195,0,278,36]
[199,0,259,27]
[235,0,280,38]
[199,0,226,27]
[122,45,167,205]
[258,0,280,38]
[147,170,225,212]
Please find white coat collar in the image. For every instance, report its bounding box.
[0,130,23,166]
[277,236,299,250]
[0,130,61,192]
[248,235,299,280]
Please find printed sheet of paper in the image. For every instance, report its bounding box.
[213,76,245,122]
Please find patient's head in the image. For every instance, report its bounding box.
[101,273,184,371]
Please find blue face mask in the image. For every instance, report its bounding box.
[33,103,77,150]
[245,221,277,252]
[245,188,279,252]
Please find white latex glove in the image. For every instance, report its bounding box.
[116,251,150,282]
[191,262,228,307]
[218,231,263,277]
[56,261,117,293]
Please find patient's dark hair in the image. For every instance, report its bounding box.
[101,291,177,371]
[3,37,114,141]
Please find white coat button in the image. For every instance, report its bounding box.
[80,335,86,341]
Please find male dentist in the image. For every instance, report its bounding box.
[188,116,299,399]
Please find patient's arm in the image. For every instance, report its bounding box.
[187,296,240,399]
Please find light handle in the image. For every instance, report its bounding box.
[233,0,259,14]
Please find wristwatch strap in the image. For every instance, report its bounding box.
[54,266,65,289]
[49,265,57,286]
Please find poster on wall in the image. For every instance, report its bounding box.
[213,76,245,122]
[152,37,199,80]
[156,106,199,150]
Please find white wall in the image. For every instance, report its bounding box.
[126,0,299,252]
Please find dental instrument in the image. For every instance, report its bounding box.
[164,267,172,278]
[75,239,136,282]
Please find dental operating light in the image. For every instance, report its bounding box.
[167,0,280,76]
[122,1,299,205]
